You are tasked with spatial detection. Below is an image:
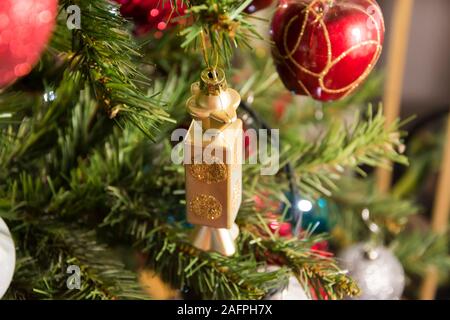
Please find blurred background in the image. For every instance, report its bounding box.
[379,0,449,116]
[380,0,449,299]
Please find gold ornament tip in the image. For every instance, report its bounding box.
[191,224,239,256]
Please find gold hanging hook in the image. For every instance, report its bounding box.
[213,49,219,69]
[200,29,210,68]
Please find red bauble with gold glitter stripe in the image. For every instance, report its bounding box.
[271,0,384,101]
[0,0,58,88]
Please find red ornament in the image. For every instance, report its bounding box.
[244,0,276,14]
[310,240,332,257]
[253,195,293,238]
[268,220,293,237]
[0,0,58,88]
[272,91,293,120]
[271,0,384,101]
[115,0,187,36]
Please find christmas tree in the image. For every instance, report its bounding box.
[0,0,448,300]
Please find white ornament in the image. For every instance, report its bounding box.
[268,275,310,300]
[261,265,310,300]
[0,218,16,299]
[338,243,405,300]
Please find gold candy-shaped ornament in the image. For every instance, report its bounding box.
[184,68,243,256]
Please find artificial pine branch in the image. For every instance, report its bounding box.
[393,231,450,279]
[56,0,173,139]
[4,218,146,300]
[239,228,360,299]
[179,0,264,66]
[326,177,450,282]
[329,177,418,245]
[243,106,408,200]
[139,225,287,299]
[289,106,407,198]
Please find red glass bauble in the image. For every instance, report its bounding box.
[271,0,384,101]
[310,240,332,257]
[0,0,58,88]
[244,0,276,14]
[115,0,186,36]
[268,220,293,237]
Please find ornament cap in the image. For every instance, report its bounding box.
[200,68,228,95]
[186,68,241,130]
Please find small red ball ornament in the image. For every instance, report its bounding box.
[310,240,332,257]
[271,0,384,101]
[115,0,187,36]
[0,0,58,88]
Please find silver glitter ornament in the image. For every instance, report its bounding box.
[338,243,405,300]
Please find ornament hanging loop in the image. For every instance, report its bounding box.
[199,29,220,69]
[186,67,240,131]
[361,208,382,259]
[200,29,210,68]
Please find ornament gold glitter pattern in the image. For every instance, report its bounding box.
[190,194,223,221]
[189,161,228,184]
[275,0,383,98]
